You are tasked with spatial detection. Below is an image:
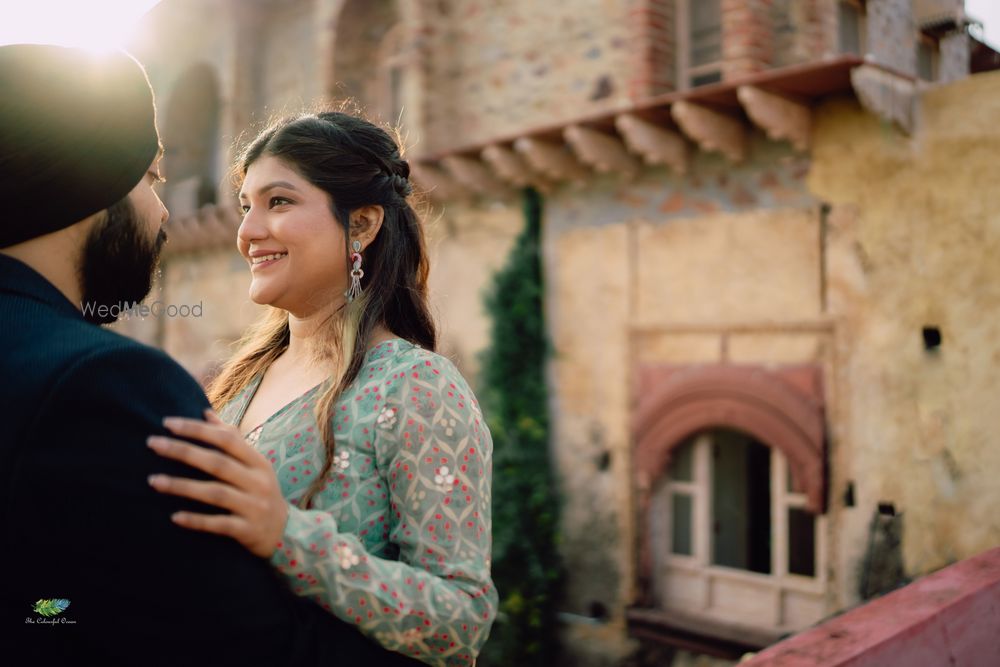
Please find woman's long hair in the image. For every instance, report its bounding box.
[207,110,436,510]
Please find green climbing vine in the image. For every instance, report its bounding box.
[478,187,563,666]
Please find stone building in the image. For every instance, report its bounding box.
[123,0,1000,664]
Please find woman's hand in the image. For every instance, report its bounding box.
[146,408,288,559]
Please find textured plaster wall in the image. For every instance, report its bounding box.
[543,138,823,664]
[543,70,1000,666]
[423,200,522,385]
[809,72,1000,582]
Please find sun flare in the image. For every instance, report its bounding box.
[0,1,162,53]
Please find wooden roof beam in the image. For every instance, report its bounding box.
[614,113,688,175]
[480,144,540,188]
[440,155,509,197]
[513,137,592,184]
[670,101,746,163]
[737,85,811,151]
[563,124,640,178]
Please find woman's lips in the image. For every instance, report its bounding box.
[250,253,287,271]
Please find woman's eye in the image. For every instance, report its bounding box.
[269,197,291,208]
[240,204,250,215]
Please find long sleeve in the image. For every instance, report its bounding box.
[269,351,498,666]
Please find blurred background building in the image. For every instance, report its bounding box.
[117,0,1000,664]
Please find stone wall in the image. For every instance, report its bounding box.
[867,0,917,75]
[939,31,971,84]
[421,0,636,153]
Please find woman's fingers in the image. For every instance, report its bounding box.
[203,408,225,425]
[148,474,253,514]
[162,415,258,466]
[169,510,248,540]
[147,435,252,488]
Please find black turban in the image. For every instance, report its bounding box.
[0,44,160,248]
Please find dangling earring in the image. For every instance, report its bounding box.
[346,239,364,303]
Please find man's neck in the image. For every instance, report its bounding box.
[0,216,96,312]
[0,243,84,311]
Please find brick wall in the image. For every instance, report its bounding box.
[627,0,675,98]
[744,0,840,69]
[722,0,775,78]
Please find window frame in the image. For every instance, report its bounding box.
[676,0,724,90]
[838,0,868,57]
[652,431,829,631]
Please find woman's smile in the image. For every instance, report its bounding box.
[250,251,288,270]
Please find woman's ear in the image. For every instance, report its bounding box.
[349,205,385,248]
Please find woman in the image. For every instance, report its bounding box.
[144,111,498,666]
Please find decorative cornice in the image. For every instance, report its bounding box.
[409,56,889,202]
[670,100,746,163]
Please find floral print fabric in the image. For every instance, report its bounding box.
[219,339,497,666]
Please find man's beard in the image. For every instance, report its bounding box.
[79,197,167,325]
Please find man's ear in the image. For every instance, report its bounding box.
[349,205,385,249]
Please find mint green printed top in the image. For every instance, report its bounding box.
[218,339,497,666]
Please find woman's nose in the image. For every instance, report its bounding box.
[237,208,267,244]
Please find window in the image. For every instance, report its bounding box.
[917,34,940,81]
[678,0,723,89]
[650,429,826,632]
[838,0,866,56]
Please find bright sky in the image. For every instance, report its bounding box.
[0,1,162,52]
[966,0,1000,50]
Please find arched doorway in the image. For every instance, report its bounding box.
[630,365,828,649]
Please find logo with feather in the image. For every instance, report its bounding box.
[32,599,71,617]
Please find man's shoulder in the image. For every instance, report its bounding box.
[59,331,204,409]
[0,299,205,423]
[51,319,196,387]
[10,316,208,431]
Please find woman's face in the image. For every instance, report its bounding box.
[237,155,348,317]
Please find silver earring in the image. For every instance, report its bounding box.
[346,240,364,303]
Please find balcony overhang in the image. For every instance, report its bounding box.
[411,55,923,203]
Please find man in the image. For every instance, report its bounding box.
[0,44,416,665]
